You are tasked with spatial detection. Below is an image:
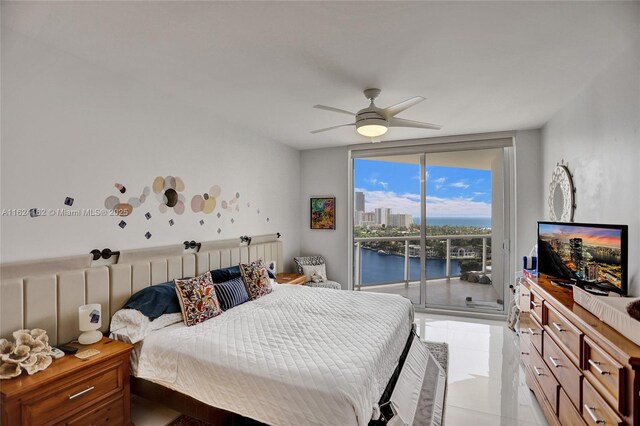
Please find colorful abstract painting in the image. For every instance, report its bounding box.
[310,197,335,229]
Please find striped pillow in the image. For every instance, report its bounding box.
[214,277,249,310]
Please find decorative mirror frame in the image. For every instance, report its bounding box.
[548,162,576,222]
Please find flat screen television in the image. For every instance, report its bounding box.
[537,221,628,295]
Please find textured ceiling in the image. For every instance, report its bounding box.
[3,1,639,149]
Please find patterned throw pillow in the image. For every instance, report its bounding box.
[293,255,325,274]
[174,271,223,326]
[215,277,249,311]
[239,261,272,300]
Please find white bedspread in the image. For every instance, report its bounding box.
[134,284,413,426]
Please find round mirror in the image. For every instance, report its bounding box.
[548,165,575,222]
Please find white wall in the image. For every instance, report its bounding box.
[514,130,544,273]
[299,147,350,288]
[1,27,302,267]
[541,38,640,296]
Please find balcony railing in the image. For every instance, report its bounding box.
[353,234,491,291]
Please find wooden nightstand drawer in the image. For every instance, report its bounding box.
[23,360,123,425]
[67,395,124,426]
[276,273,306,285]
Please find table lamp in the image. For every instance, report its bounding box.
[78,303,102,344]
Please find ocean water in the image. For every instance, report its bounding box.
[413,216,492,228]
[359,248,462,286]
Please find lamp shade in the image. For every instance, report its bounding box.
[78,303,102,345]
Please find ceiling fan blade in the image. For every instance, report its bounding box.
[310,123,355,134]
[389,117,442,130]
[313,105,356,116]
[382,96,426,118]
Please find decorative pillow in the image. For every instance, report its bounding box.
[174,271,223,326]
[210,265,242,283]
[301,264,327,283]
[123,281,181,320]
[239,261,272,300]
[215,277,249,311]
[293,255,325,275]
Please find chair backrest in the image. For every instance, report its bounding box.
[293,255,326,275]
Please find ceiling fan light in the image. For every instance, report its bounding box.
[357,124,388,137]
[356,117,388,137]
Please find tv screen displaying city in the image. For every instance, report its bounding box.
[537,222,628,294]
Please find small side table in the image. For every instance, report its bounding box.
[276,273,306,285]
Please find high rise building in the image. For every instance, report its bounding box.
[375,208,391,226]
[388,214,413,228]
[570,238,583,272]
[355,192,365,213]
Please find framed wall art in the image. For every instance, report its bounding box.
[310,197,335,229]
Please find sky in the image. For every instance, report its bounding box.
[354,159,492,218]
[539,224,622,249]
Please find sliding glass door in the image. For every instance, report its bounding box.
[351,142,511,314]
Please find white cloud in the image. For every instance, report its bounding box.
[379,181,389,190]
[450,181,470,189]
[356,188,491,218]
[473,192,487,196]
[433,177,446,184]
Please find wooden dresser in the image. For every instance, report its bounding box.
[520,275,640,426]
[1,337,133,426]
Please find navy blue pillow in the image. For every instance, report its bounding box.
[123,281,181,320]
[214,277,249,310]
[210,265,275,282]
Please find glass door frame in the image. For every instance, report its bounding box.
[347,133,515,316]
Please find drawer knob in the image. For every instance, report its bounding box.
[528,327,539,336]
[552,322,565,332]
[548,356,562,368]
[531,301,541,308]
[68,386,95,400]
[584,404,605,424]
[588,359,611,375]
[533,366,544,376]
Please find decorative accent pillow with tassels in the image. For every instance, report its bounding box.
[239,261,272,300]
[174,271,223,326]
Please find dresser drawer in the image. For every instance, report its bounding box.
[582,379,623,426]
[67,395,125,426]
[544,332,582,409]
[530,346,560,413]
[530,289,544,324]
[545,303,582,366]
[520,288,531,312]
[528,315,544,356]
[583,337,625,414]
[559,388,586,426]
[519,313,531,364]
[23,360,123,425]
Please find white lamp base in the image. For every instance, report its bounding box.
[78,330,102,345]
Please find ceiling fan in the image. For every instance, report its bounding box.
[311,88,442,139]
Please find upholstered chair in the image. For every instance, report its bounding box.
[293,256,341,290]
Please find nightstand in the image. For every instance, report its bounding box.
[276,273,306,285]
[1,337,133,426]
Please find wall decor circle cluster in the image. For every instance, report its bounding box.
[548,161,576,222]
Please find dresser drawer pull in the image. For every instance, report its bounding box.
[588,359,610,375]
[531,301,541,308]
[548,356,561,368]
[528,328,540,336]
[521,351,530,355]
[552,322,565,332]
[533,366,544,376]
[583,404,605,424]
[68,386,95,400]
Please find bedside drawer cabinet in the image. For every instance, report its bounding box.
[1,338,133,426]
[522,276,640,426]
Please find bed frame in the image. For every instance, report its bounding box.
[0,235,283,346]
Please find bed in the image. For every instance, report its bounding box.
[0,237,443,426]
[125,283,413,426]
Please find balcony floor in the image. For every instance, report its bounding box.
[359,277,503,310]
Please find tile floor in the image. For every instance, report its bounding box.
[131,313,547,426]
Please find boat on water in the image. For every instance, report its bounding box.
[377,250,389,255]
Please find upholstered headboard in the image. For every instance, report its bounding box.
[0,237,283,346]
